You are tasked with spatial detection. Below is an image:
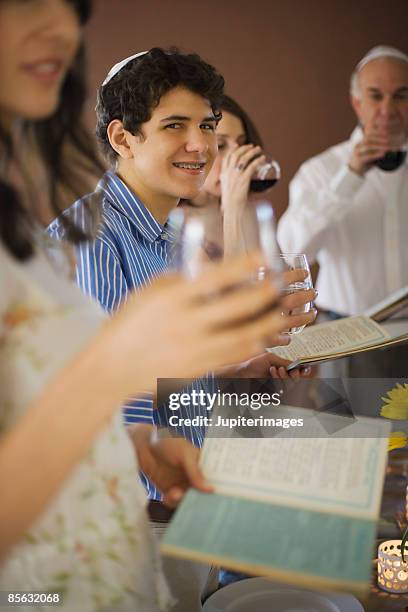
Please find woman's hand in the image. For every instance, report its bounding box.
[129,425,212,507]
[220,144,265,217]
[220,144,266,257]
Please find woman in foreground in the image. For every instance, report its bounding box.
[0,1,292,610]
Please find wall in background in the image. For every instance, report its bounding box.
[85,0,408,216]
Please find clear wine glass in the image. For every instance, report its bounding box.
[249,156,281,194]
[170,205,313,336]
[169,206,224,279]
[279,253,313,335]
[222,203,313,332]
[170,200,282,286]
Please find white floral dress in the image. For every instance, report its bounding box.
[0,238,172,612]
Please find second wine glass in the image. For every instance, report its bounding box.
[279,253,313,335]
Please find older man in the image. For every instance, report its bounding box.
[278,46,408,318]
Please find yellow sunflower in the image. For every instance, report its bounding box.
[381,383,408,420]
[387,431,408,452]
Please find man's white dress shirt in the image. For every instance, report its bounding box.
[277,128,408,315]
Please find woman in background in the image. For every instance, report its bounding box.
[184,95,316,377]
[0,1,292,610]
[185,95,265,246]
[190,95,264,207]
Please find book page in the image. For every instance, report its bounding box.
[200,414,390,519]
[268,315,389,362]
[162,490,374,595]
[162,410,388,595]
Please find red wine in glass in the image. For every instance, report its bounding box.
[374,150,407,172]
[250,178,278,193]
[249,157,281,194]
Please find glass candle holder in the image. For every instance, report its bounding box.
[378,540,408,593]
[406,483,408,523]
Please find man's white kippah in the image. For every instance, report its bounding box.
[102,51,148,86]
[356,45,408,73]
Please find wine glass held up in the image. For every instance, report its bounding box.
[172,202,315,327]
[170,203,316,363]
[279,253,314,335]
[374,146,407,171]
[219,144,280,221]
[225,143,281,193]
[226,144,281,194]
[169,206,225,279]
[252,205,316,338]
[249,156,281,193]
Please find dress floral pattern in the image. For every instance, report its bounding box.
[0,239,172,612]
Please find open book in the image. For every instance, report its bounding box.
[161,409,390,596]
[268,315,408,370]
[365,285,408,322]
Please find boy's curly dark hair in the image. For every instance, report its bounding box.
[95,47,225,164]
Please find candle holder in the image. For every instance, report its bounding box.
[378,540,408,593]
[406,483,408,523]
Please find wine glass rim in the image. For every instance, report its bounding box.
[279,252,307,257]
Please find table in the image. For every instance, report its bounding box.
[314,341,408,610]
[363,449,408,611]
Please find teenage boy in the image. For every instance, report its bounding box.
[48,47,308,428]
[49,48,224,430]
[49,44,314,471]
[48,47,314,611]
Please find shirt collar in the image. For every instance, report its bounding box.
[99,170,166,243]
[350,125,363,144]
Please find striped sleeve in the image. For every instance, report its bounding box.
[122,396,154,424]
[75,239,128,313]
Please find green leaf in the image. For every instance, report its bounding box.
[53,572,71,582]
[106,550,121,561]
[23,533,37,544]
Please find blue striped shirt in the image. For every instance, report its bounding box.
[47,170,212,500]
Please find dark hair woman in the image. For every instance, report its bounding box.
[182,94,267,256]
[187,94,264,211]
[182,94,316,375]
[0,0,105,260]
